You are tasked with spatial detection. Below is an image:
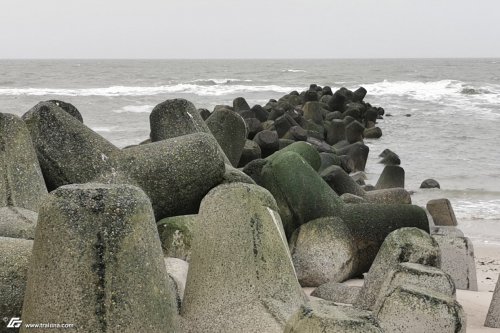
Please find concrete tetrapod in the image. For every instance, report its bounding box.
[355,228,440,311]
[22,102,225,220]
[0,237,32,333]
[21,183,178,333]
[0,113,47,212]
[181,183,306,333]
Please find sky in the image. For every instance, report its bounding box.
[1,0,499,59]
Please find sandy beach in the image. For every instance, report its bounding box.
[304,242,500,332]
[462,243,500,332]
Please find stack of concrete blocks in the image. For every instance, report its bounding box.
[287,228,466,333]
[427,198,478,291]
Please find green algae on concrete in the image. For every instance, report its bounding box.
[21,184,178,333]
[181,183,306,333]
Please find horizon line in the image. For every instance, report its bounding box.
[1,56,499,61]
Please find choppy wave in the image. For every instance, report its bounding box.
[0,83,303,97]
[190,78,253,85]
[113,105,154,113]
[362,79,500,103]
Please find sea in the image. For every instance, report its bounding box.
[0,58,499,245]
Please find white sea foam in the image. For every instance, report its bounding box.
[91,126,118,133]
[190,78,253,85]
[0,84,303,97]
[362,79,500,103]
[283,69,306,73]
[113,105,154,113]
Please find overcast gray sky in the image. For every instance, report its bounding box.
[1,0,499,59]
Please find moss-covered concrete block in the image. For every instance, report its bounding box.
[157,215,196,261]
[355,227,440,310]
[373,262,456,311]
[0,237,32,333]
[181,183,306,333]
[21,183,178,333]
[0,113,47,211]
[260,151,342,238]
[375,285,465,333]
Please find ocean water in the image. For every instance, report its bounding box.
[1,59,499,244]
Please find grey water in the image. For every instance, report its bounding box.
[1,58,499,244]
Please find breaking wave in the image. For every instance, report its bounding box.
[0,83,303,97]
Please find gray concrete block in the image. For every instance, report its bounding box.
[433,234,478,291]
[427,198,458,226]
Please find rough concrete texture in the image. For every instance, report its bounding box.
[284,300,383,333]
[320,165,410,204]
[340,193,366,204]
[266,141,321,171]
[375,285,466,333]
[0,237,32,333]
[221,164,256,185]
[364,188,411,204]
[340,205,431,275]
[433,234,478,291]
[165,257,189,312]
[181,183,307,333]
[157,214,196,261]
[372,262,456,311]
[46,100,83,122]
[150,98,210,141]
[311,282,361,304]
[485,277,500,328]
[205,108,247,167]
[260,151,342,238]
[355,227,440,310]
[21,183,178,333]
[375,165,405,189]
[426,198,458,226]
[0,207,37,239]
[0,113,47,211]
[431,226,465,237]
[22,102,120,191]
[289,217,356,287]
[23,102,225,220]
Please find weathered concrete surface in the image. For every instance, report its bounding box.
[0,207,37,239]
[433,234,478,291]
[375,285,466,333]
[289,217,356,287]
[23,102,225,220]
[157,214,196,261]
[205,108,247,167]
[150,98,209,141]
[311,282,361,304]
[21,183,178,333]
[355,228,440,310]
[372,262,456,311]
[485,277,500,328]
[284,300,383,333]
[0,113,47,211]
[426,198,458,226]
[181,183,306,333]
[0,237,32,333]
[260,151,342,238]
